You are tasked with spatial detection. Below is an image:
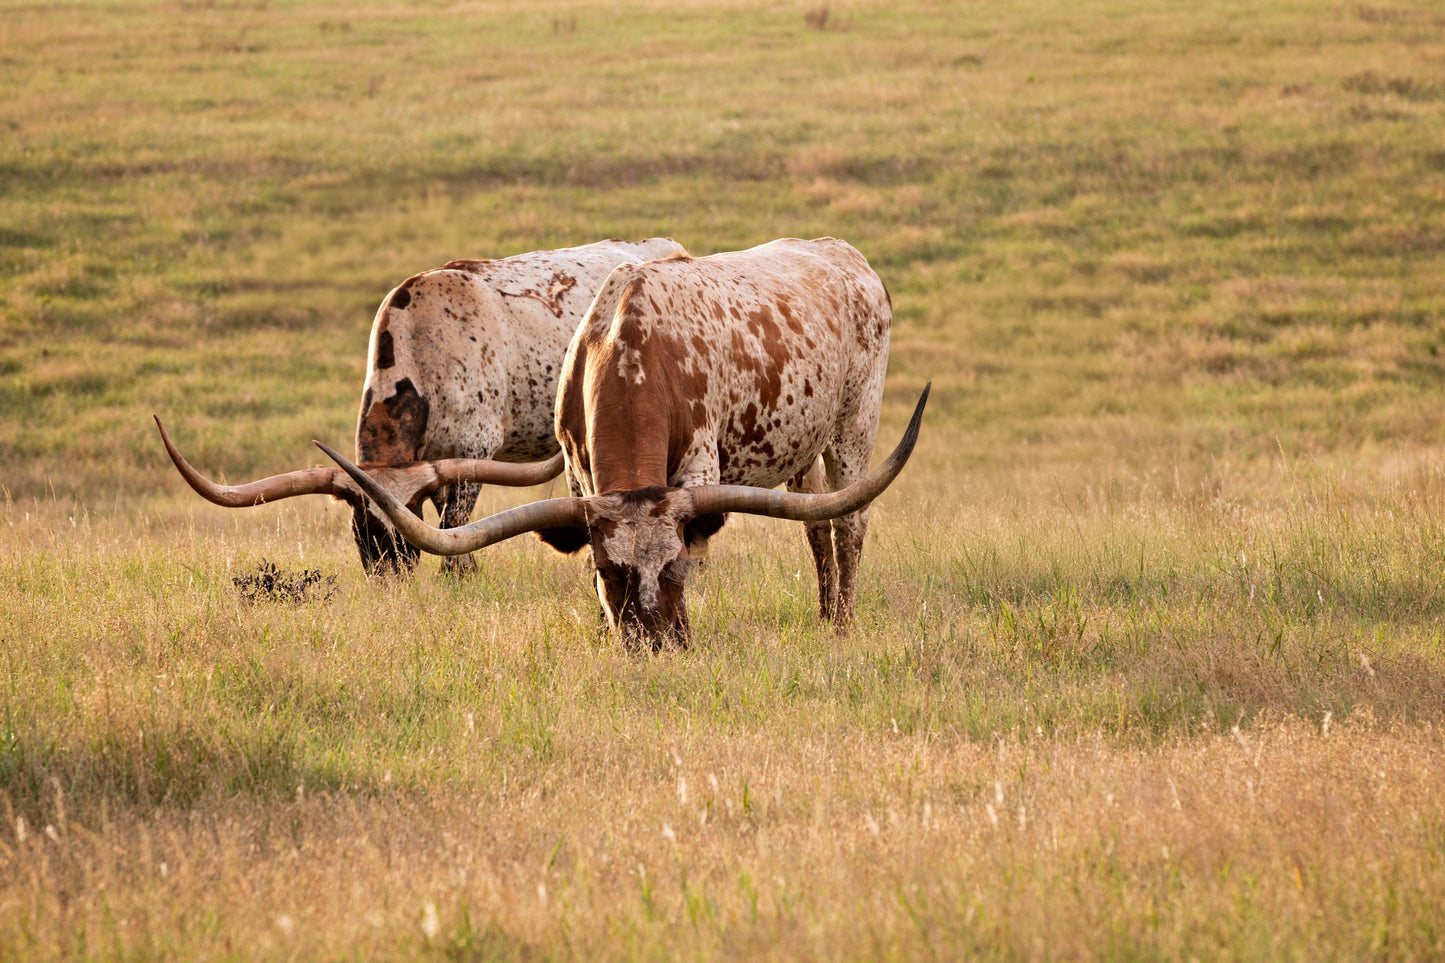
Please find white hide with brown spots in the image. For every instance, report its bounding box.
[559,237,891,494]
[353,237,686,570]
[553,237,893,638]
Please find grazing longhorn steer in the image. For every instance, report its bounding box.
[156,237,686,575]
[318,237,928,648]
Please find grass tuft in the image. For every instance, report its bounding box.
[232,558,339,605]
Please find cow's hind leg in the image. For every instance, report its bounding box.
[789,457,838,622]
[822,444,874,633]
[436,481,482,577]
[831,509,868,630]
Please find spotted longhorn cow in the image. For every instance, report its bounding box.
[157,237,687,574]
[320,237,928,647]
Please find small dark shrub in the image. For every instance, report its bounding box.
[233,558,337,605]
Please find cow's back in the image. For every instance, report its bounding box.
[359,238,685,465]
[560,238,892,494]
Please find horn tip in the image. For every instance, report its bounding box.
[315,440,357,474]
[153,415,180,456]
[908,383,931,428]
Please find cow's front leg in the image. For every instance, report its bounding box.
[436,481,482,577]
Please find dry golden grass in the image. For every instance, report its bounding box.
[4,455,1445,958]
[4,695,1440,959]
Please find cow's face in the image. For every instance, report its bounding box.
[334,479,425,575]
[350,502,422,575]
[539,488,726,649]
[586,489,692,647]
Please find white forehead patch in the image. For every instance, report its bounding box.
[597,514,682,613]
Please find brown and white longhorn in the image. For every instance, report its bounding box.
[320,238,926,646]
[156,237,686,574]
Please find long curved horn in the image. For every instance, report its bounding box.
[316,441,587,555]
[429,450,565,488]
[358,450,566,505]
[160,416,562,509]
[686,383,930,522]
[156,415,346,506]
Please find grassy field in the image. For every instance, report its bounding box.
[3,0,1445,958]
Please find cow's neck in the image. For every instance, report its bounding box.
[581,370,680,493]
[586,410,672,493]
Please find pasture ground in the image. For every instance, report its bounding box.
[3,0,1444,958]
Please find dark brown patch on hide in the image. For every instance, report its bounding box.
[375,329,395,370]
[732,402,776,463]
[357,377,430,462]
[747,304,782,346]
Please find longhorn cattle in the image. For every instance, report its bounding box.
[319,237,927,648]
[156,237,687,574]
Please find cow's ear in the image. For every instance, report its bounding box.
[684,513,727,554]
[537,527,590,554]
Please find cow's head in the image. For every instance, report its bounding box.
[531,487,727,647]
[343,502,417,573]
[339,471,428,575]
[153,416,562,574]
[316,385,930,647]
